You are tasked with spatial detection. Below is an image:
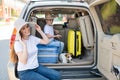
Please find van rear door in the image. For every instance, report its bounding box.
[89,0,120,80]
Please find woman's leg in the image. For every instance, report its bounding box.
[18,69,49,80]
[36,65,61,80]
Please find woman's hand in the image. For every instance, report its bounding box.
[18,34,26,47]
[35,24,49,44]
[20,38,26,47]
[35,24,42,32]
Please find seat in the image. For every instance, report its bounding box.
[36,18,46,38]
[53,18,80,52]
[77,15,94,49]
[67,18,79,30]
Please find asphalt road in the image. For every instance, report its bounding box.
[0,39,9,80]
[0,23,14,80]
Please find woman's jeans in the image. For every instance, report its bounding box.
[48,40,64,53]
[18,65,61,80]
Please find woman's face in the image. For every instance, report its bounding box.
[20,24,30,37]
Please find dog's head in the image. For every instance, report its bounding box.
[65,53,73,62]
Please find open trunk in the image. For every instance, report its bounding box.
[28,7,96,68]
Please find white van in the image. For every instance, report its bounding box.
[8,0,120,80]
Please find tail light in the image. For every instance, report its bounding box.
[10,28,17,49]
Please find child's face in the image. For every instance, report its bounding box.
[46,19,53,26]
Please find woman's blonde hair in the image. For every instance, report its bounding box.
[10,45,18,63]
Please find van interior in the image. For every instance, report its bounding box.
[27,7,96,68]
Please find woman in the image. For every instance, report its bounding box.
[10,18,61,80]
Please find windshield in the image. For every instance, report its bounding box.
[34,13,71,25]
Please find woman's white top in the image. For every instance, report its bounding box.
[14,35,41,71]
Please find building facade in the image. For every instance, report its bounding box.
[0,0,24,20]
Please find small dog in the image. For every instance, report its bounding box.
[59,53,73,63]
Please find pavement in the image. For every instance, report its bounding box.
[0,39,9,80]
[0,22,14,80]
[0,22,14,40]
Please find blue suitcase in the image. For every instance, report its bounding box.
[37,44,59,63]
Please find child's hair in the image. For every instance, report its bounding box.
[10,45,18,63]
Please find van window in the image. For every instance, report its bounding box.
[36,14,45,18]
[95,0,120,34]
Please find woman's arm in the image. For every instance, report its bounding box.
[17,45,28,64]
[35,24,49,44]
[15,38,28,64]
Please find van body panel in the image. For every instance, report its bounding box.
[89,0,120,80]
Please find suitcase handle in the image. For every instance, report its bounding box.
[76,35,79,52]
